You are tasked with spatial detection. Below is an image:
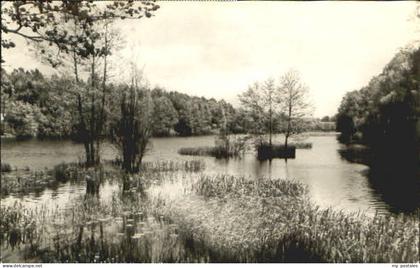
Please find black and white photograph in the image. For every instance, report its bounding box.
[0,0,419,266]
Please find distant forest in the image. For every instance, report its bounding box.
[0,68,334,140]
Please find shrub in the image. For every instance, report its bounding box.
[141,160,205,173]
[1,162,12,172]
[178,135,250,159]
[53,162,87,182]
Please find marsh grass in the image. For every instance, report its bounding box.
[1,163,12,173]
[256,143,296,160]
[149,174,419,263]
[2,168,418,263]
[178,146,231,158]
[193,175,307,199]
[289,142,312,149]
[140,160,205,173]
[0,170,57,196]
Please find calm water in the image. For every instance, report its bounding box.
[0,134,398,214]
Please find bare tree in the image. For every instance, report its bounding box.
[110,64,154,173]
[278,70,313,149]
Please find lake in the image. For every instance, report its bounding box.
[1,133,403,215]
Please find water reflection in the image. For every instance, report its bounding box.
[1,134,416,215]
[366,168,419,214]
[338,143,419,214]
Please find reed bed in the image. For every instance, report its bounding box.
[148,174,419,263]
[140,160,205,173]
[2,169,418,263]
[289,142,312,149]
[193,175,307,199]
[0,170,57,196]
[53,162,86,182]
[178,146,242,158]
[1,190,208,263]
[1,163,12,173]
[0,163,113,196]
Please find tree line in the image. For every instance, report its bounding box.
[336,45,419,177]
[0,66,336,142]
[0,66,251,139]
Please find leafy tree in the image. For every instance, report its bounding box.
[278,70,313,149]
[239,79,280,147]
[1,1,159,62]
[152,95,178,136]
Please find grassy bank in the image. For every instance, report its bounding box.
[0,163,102,196]
[1,163,12,173]
[1,168,418,263]
[149,174,419,263]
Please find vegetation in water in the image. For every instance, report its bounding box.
[1,169,57,196]
[0,1,418,264]
[140,160,205,173]
[1,168,418,263]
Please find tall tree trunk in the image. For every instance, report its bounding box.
[285,99,292,149]
[269,103,272,148]
[284,100,292,163]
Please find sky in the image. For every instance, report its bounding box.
[2,1,419,117]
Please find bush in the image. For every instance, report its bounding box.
[289,142,312,149]
[141,160,206,173]
[1,162,12,172]
[151,174,419,263]
[53,162,86,182]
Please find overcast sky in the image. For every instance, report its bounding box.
[3,1,419,117]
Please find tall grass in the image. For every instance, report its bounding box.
[141,160,205,173]
[53,162,86,182]
[1,170,57,195]
[149,174,419,263]
[178,136,248,159]
[193,175,307,199]
[178,146,233,158]
[2,168,418,263]
[0,191,209,263]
